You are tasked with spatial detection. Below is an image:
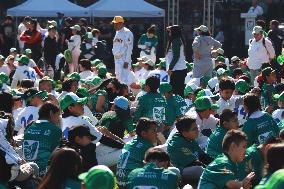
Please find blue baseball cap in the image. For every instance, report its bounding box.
[113,96,129,110]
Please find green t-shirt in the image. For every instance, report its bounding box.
[99,111,135,138]
[206,126,228,159]
[167,133,204,170]
[23,120,62,176]
[198,154,243,189]
[166,95,189,126]
[242,113,279,147]
[127,163,179,189]
[261,83,277,108]
[138,33,158,55]
[90,89,109,114]
[116,136,153,187]
[64,178,81,189]
[238,144,264,182]
[134,92,168,124]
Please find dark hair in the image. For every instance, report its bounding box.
[266,143,284,174]
[256,20,266,28]
[30,19,38,30]
[0,92,13,113]
[20,79,35,89]
[270,20,279,28]
[79,18,88,26]
[220,109,237,127]
[222,130,247,153]
[219,79,235,91]
[79,59,92,71]
[145,76,160,92]
[215,63,227,71]
[233,68,243,79]
[243,93,261,117]
[136,117,157,137]
[24,16,32,22]
[0,150,12,183]
[38,102,60,120]
[175,116,196,133]
[147,25,156,35]
[166,25,185,54]
[199,30,211,36]
[4,15,13,21]
[279,128,284,140]
[144,148,170,163]
[65,17,73,24]
[38,148,82,189]
[62,78,78,92]
[62,104,77,118]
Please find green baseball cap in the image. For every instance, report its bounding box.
[132,62,140,68]
[59,92,87,111]
[10,48,17,53]
[216,68,228,77]
[216,48,224,55]
[17,55,29,65]
[194,96,219,111]
[235,79,250,94]
[139,79,146,90]
[277,55,284,65]
[91,59,103,67]
[255,169,284,189]
[159,82,172,94]
[262,67,275,78]
[0,72,9,84]
[144,59,155,67]
[90,76,103,88]
[196,89,220,101]
[23,88,48,102]
[11,89,24,98]
[158,59,166,68]
[76,87,90,98]
[231,56,240,62]
[86,32,93,39]
[78,165,115,189]
[184,83,198,97]
[0,55,5,61]
[70,24,81,31]
[67,72,80,81]
[40,76,53,83]
[186,62,194,72]
[24,48,32,54]
[273,91,284,102]
[216,56,225,63]
[97,66,107,77]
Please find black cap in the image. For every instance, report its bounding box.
[68,126,97,144]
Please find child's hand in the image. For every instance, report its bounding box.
[242,172,255,189]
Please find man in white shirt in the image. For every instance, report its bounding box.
[112,16,133,83]
[247,0,264,16]
[247,26,275,85]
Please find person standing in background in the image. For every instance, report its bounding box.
[138,25,158,63]
[0,16,16,57]
[17,16,32,54]
[112,16,133,84]
[247,0,263,17]
[68,25,81,73]
[165,25,187,97]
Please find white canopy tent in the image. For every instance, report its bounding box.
[88,0,165,18]
[7,0,90,17]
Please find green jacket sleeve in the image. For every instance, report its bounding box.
[134,99,144,122]
[169,39,181,70]
[242,121,254,147]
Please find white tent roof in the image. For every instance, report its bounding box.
[88,0,165,17]
[7,0,90,17]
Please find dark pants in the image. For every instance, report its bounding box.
[170,69,187,97]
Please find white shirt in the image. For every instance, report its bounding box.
[166,43,187,71]
[217,97,237,115]
[272,109,284,123]
[15,106,39,132]
[207,77,218,92]
[68,34,81,52]
[11,65,38,88]
[247,37,275,70]
[62,116,102,144]
[247,5,263,16]
[112,27,134,63]
[147,69,169,83]
[184,72,193,84]
[80,70,94,80]
[0,64,10,75]
[134,68,145,81]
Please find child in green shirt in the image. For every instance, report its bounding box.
[261,67,277,112]
[198,130,255,189]
[242,93,280,147]
[116,118,158,188]
[159,82,189,137]
[127,148,179,189]
[206,109,239,159]
[167,116,213,184]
